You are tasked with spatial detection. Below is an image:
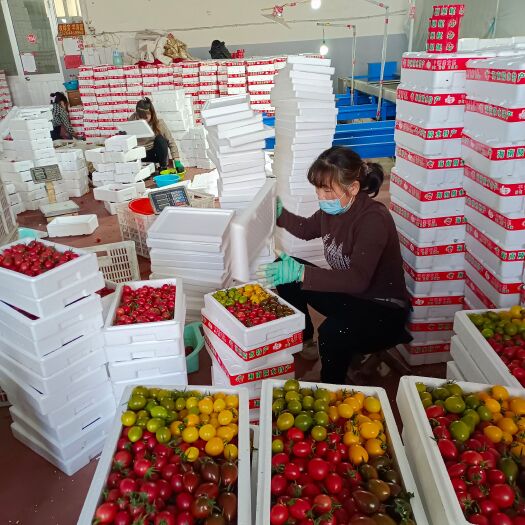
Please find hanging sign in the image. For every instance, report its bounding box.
[30,165,62,183]
[148,186,190,214]
[27,33,37,44]
[58,22,86,38]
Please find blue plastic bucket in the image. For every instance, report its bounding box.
[154,174,182,187]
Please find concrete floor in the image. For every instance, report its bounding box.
[0,163,446,524]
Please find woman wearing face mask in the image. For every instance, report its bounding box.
[129,98,179,171]
[259,146,411,384]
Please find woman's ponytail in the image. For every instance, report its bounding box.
[359,161,384,198]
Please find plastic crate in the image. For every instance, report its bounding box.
[116,202,156,259]
[256,379,428,525]
[83,241,140,284]
[188,189,215,208]
[184,322,204,373]
[0,181,17,245]
[78,385,251,525]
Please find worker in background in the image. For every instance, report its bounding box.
[50,92,78,140]
[258,146,412,384]
[129,98,179,172]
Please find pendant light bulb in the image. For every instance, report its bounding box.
[320,28,328,56]
[311,0,322,9]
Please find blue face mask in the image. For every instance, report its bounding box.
[319,194,354,215]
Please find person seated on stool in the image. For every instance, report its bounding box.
[258,146,412,385]
[129,97,180,172]
[50,92,79,140]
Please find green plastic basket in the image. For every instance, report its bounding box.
[184,322,204,374]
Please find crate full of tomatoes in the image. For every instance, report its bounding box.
[78,385,251,525]
[256,379,428,525]
[397,376,525,525]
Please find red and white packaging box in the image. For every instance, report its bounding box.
[396,84,466,123]
[398,230,465,270]
[464,164,525,214]
[246,60,275,74]
[397,341,451,366]
[404,260,465,296]
[465,223,525,280]
[390,197,466,244]
[465,195,525,246]
[466,56,525,103]
[395,146,464,187]
[390,168,465,215]
[465,250,523,308]
[465,96,525,143]
[407,319,454,345]
[462,133,525,179]
[432,4,465,17]
[464,276,493,310]
[409,293,464,320]
[395,118,463,156]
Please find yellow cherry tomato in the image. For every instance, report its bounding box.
[510,398,525,416]
[198,398,214,415]
[365,438,386,457]
[225,395,239,409]
[205,437,224,457]
[217,426,234,442]
[170,420,184,437]
[337,403,354,419]
[218,410,233,426]
[349,444,369,466]
[511,442,525,457]
[228,423,239,437]
[186,397,199,410]
[199,424,216,441]
[182,426,199,444]
[492,385,510,402]
[353,392,365,409]
[224,443,238,460]
[485,398,501,414]
[213,398,226,413]
[328,406,339,422]
[360,421,380,440]
[355,415,371,426]
[343,430,361,447]
[497,417,518,435]
[213,392,226,400]
[501,432,513,445]
[484,425,503,443]
[343,397,360,412]
[364,397,381,414]
[186,446,200,462]
[185,413,200,427]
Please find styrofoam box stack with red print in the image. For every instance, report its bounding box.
[218,60,247,96]
[55,148,90,198]
[462,54,525,309]
[0,239,115,476]
[0,70,12,121]
[202,284,304,422]
[246,59,276,114]
[68,106,84,138]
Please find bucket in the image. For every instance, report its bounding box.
[128,198,154,215]
[184,322,204,374]
[154,174,183,187]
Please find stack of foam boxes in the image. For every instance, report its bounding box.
[202,95,273,210]
[181,61,202,125]
[0,160,35,216]
[3,181,23,216]
[102,279,188,402]
[0,239,114,476]
[56,148,90,198]
[69,106,84,138]
[94,181,146,216]
[0,179,17,239]
[0,70,12,120]
[86,135,153,189]
[391,51,486,365]
[272,55,337,268]
[202,286,304,423]
[246,59,276,115]
[462,55,525,309]
[123,64,144,109]
[199,61,219,121]
[218,60,248,96]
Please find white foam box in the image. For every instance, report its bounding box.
[390,197,467,244]
[59,158,87,171]
[446,360,464,380]
[398,230,465,270]
[465,276,494,309]
[397,376,525,525]
[395,117,463,156]
[404,260,466,295]
[114,163,154,183]
[19,187,47,201]
[104,146,146,163]
[105,336,184,363]
[465,195,525,246]
[201,94,251,120]
[104,134,138,152]
[11,202,24,215]
[93,162,115,173]
[56,148,84,162]
[464,164,525,214]
[59,167,89,182]
[79,384,251,523]
[0,159,34,173]
[35,156,58,168]
[8,192,20,205]
[47,215,99,237]
[1,172,33,186]
[397,341,451,366]
[465,251,522,308]
[103,200,125,215]
[450,334,490,385]
[409,293,465,320]
[462,132,525,179]
[407,318,454,345]
[114,159,142,175]
[465,223,525,279]
[0,239,102,317]
[107,353,187,383]
[84,148,106,164]
[92,171,115,183]
[94,183,137,203]
[13,137,54,152]
[395,146,464,187]
[10,118,52,132]
[103,279,185,346]
[10,128,50,141]
[256,378,428,525]
[66,184,89,198]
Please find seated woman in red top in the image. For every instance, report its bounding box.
[258,146,411,384]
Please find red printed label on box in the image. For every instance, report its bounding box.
[390,201,466,228]
[396,146,463,170]
[466,196,525,230]
[402,56,470,71]
[398,231,464,256]
[249,398,260,409]
[397,88,465,106]
[465,251,523,293]
[465,275,497,308]
[464,165,525,196]
[410,294,464,306]
[467,67,525,85]
[396,120,463,140]
[403,261,465,281]
[408,321,453,331]
[403,342,451,354]
[391,171,464,201]
[462,134,525,161]
[466,223,525,262]
[466,99,525,123]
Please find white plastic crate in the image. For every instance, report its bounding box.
[409,293,465,320]
[105,337,184,363]
[407,319,454,344]
[454,309,521,387]
[398,341,451,365]
[450,334,489,384]
[446,360,465,381]
[83,240,140,284]
[78,384,251,525]
[116,202,157,259]
[103,279,185,346]
[107,354,187,382]
[256,379,428,525]
[398,231,465,270]
[390,197,466,244]
[203,285,305,348]
[465,223,525,280]
[395,146,464,187]
[396,376,525,525]
[404,261,466,295]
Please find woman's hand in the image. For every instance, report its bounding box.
[257,252,305,288]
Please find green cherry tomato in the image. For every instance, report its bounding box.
[444,395,466,414]
[311,425,327,442]
[128,426,143,443]
[449,420,470,442]
[156,427,172,444]
[272,439,284,453]
[294,413,312,432]
[276,412,294,431]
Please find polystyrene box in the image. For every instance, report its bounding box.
[465,278,493,310]
[446,361,465,381]
[105,337,184,363]
[256,379,428,525]
[104,146,146,163]
[390,168,465,215]
[203,285,305,348]
[107,354,187,382]
[395,118,463,156]
[465,223,525,280]
[395,146,464,187]
[103,279,185,346]
[114,163,154,184]
[104,135,138,152]
[10,118,52,131]
[404,261,466,296]
[409,293,464,320]
[398,230,465,270]
[450,335,490,385]
[407,319,454,345]
[0,239,102,317]
[397,342,451,366]
[47,215,99,237]
[390,197,467,244]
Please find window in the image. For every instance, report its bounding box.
[53,0,81,18]
[0,7,17,75]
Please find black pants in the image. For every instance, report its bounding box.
[51,125,72,140]
[144,135,169,170]
[277,260,411,384]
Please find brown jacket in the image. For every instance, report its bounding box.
[129,113,179,160]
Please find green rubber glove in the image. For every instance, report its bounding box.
[174,160,185,172]
[276,196,283,220]
[257,252,304,288]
